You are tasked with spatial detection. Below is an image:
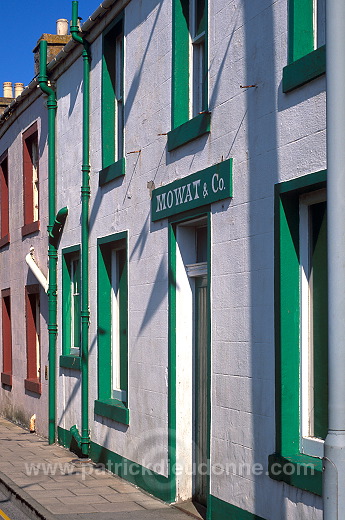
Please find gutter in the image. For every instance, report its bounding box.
[70,0,91,457]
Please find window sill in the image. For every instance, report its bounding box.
[167,112,211,152]
[99,157,125,187]
[0,234,10,249]
[59,355,81,371]
[94,398,129,425]
[1,372,12,387]
[24,378,41,394]
[268,452,322,495]
[22,221,40,237]
[283,45,325,93]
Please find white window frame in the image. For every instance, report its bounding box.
[299,188,326,459]
[70,256,80,356]
[111,248,126,402]
[189,0,206,118]
[313,0,326,49]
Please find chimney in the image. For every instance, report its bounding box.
[3,82,13,98]
[33,19,71,76]
[14,83,24,98]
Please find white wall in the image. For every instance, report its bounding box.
[0,97,49,436]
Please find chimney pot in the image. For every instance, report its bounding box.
[14,83,24,97]
[56,19,69,36]
[3,82,13,98]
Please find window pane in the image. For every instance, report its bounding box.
[31,137,39,222]
[196,226,207,263]
[117,101,124,160]
[0,156,9,238]
[63,250,81,356]
[71,257,80,352]
[35,295,40,378]
[27,290,40,380]
[2,294,12,376]
[23,127,39,228]
[115,31,124,161]
[300,192,328,451]
[195,0,205,36]
[310,201,328,439]
[192,40,205,117]
[315,0,325,48]
[111,248,121,394]
[115,34,123,100]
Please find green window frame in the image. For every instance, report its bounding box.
[60,245,81,370]
[99,15,126,186]
[283,0,326,92]
[94,231,129,425]
[168,0,211,151]
[268,170,327,495]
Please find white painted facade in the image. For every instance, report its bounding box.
[0,0,326,518]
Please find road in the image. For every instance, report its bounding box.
[0,489,32,520]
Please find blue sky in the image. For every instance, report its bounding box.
[0,0,102,91]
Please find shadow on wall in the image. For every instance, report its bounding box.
[242,1,323,518]
[58,334,98,425]
[87,0,162,238]
[138,255,169,335]
[56,58,82,119]
[124,0,163,125]
[243,1,279,518]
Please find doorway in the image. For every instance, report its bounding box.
[174,215,210,515]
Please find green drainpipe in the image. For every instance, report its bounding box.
[49,206,68,244]
[38,39,58,444]
[70,0,91,457]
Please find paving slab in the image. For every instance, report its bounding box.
[0,417,194,520]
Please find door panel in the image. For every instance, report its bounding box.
[194,274,208,505]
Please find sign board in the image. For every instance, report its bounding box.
[151,159,232,221]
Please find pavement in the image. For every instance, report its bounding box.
[0,417,194,520]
